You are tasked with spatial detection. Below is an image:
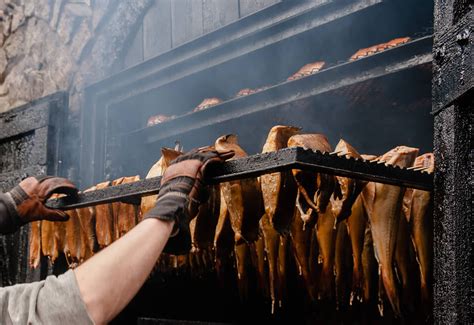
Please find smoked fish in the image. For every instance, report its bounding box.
[316,199,337,300]
[261,125,300,233]
[361,146,419,316]
[260,213,284,313]
[94,181,114,248]
[215,134,264,244]
[64,208,85,266]
[287,134,335,220]
[75,186,97,261]
[290,206,317,301]
[346,195,367,304]
[141,148,182,217]
[29,221,41,268]
[361,225,377,304]
[333,139,367,222]
[410,153,434,309]
[111,175,140,239]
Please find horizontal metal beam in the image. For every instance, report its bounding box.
[47,147,433,210]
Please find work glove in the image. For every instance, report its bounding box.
[144,146,234,255]
[0,176,78,234]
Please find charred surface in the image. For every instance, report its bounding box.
[433,1,473,323]
[0,92,68,286]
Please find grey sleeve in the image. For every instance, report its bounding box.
[0,192,21,234]
[0,270,95,325]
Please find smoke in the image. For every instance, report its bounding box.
[75,0,434,187]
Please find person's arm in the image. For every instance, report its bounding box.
[74,147,233,325]
[0,176,77,234]
[74,218,174,325]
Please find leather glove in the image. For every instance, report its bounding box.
[0,176,78,234]
[144,146,234,255]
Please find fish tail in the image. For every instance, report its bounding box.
[381,266,401,316]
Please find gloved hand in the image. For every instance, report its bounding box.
[0,176,78,234]
[144,146,234,255]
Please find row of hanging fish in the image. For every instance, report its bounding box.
[146,37,411,127]
[29,125,433,319]
[210,126,433,318]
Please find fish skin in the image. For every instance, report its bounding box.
[308,225,320,296]
[394,207,418,314]
[112,176,140,240]
[75,186,97,261]
[277,234,290,308]
[41,220,58,262]
[362,224,377,304]
[316,199,337,300]
[29,221,41,268]
[254,235,270,298]
[141,148,182,217]
[287,134,336,215]
[260,126,300,233]
[64,208,85,266]
[214,191,235,286]
[334,139,367,222]
[411,189,433,309]
[346,196,367,304]
[410,153,434,310]
[290,198,317,301]
[362,146,419,316]
[335,219,352,310]
[260,213,282,313]
[94,181,114,248]
[192,185,220,250]
[235,241,251,302]
[40,194,63,263]
[216,134,264,243]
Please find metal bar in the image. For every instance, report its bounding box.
[47,147,433,210]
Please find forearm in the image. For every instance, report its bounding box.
[74,218,174,325]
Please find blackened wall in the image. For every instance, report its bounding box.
[432,1,473,324]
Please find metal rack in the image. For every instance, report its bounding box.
[48,147,432,210]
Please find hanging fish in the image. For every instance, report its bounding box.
[346,195,367,304]
[29,221,42,269]
[140,148,182,217]
[214,191,235,286]
[64,208,85,267]
[335,219,352,310]
[75,186,97,261]
[316,198,337,300]
[111,175,140,240]
[395,206,418,314]
[288,134,337,220]
[94,181,114,248]
[362,224,377,304]
[410,153,434,311]
[333,139,367,222]
[361,146,419,316]
[260,125,300,233]
[215,134,264,244]
[290,198,317,301]
[253,234,270,299]
[260,213,285,313]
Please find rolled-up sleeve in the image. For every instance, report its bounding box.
[0,270,94,324]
